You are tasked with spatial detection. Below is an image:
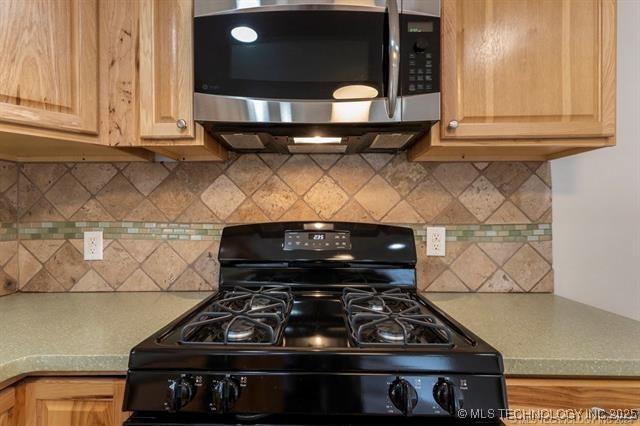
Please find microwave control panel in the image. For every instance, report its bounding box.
[401,15,440,96]
[283,231,351,251]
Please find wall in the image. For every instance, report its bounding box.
[551,0,640,320]
[0,160,17,296]
[8,153,552,293]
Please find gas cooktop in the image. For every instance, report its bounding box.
[123,222,507,425]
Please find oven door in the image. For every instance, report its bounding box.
[194,1,400,123]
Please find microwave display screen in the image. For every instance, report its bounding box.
[231,40,369,83]
[408,21,434,33]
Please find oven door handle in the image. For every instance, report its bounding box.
[386,0,400,119]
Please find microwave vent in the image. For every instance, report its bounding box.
[370,133,414,149]
[287,145,347,154]
[220,133,264,149]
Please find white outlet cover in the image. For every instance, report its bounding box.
[84,231,103,261]
[426,226,446,257]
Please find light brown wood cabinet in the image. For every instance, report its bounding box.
[0,387,16,426]
[410,0,617,161]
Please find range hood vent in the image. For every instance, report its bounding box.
[369,133,414,149]
[287,144,347,154]
[220,133,264,150]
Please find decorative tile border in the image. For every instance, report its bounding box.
[10,222,551,243]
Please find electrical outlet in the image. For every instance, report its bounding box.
[426,226,446,257]
[84,231,103,260]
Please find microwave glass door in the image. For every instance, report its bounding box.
[194,10,386,100]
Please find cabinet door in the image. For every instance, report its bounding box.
[441,0,616,140]
[0,0,99,135]
[23,379,126,426]
[139,0,194,139]
[0,387,15,426]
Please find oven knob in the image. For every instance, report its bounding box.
[211,377,240,413]
[388,377,419,416]
[165,377,194,412]
[433,378,464,415]
[413,38,428,53]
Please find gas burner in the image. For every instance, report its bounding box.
[342,288,453,347]
[179,285,292,345]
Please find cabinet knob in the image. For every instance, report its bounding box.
[448,120,459,130]
[176,119,188,130]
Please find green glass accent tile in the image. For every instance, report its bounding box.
[527,236,539,241]
[540,224,551,229]
[127,228,140,234]
[515,224,527,230]
[533,230,544,235]
[446,236,457,241]
[486,231,497,237]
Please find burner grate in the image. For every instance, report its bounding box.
[179,285,293,345]
[342,288,453,347]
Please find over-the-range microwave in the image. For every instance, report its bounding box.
[194,0,440,154]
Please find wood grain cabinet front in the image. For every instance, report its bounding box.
[0,387,16,426]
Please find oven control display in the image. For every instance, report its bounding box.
[284,231,351,251]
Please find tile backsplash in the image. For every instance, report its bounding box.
[0,153,553,294]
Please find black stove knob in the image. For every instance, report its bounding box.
[389,377,419,416]
[165,377,194,412]
[211,377,240,413]
[433,378,464,415]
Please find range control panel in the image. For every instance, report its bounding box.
[283,231,351,251]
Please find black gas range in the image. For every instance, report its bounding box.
[123,222,507,425]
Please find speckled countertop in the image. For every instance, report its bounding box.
[1,292,639,389]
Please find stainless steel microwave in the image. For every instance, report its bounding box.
[194,0,441,154]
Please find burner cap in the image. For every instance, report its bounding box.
[251,296,273,311]
[366,297,385,312]
[376,321,411,343]
[226,319,255,342]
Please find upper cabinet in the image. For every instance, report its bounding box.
[139,0,195,139]
[0,0,99,135]
[411,0,616,161]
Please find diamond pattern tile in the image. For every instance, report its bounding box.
[406,175,453,222]
[328,155,374,195]
[484,162,532,196]
[450,245,497,290]
[510,175,551,221]
[479,270,521,292]
[96,174,144,220]
[226,154,272,195]
[304,176,349,219]
[142,244,188,290]
[354,175,401,220]
[71,270,112,292]
[44,243,90,290]
[251,175,297,220]
[280,199,321,221]
[71,163,118,194]
[503,245,551,291]
[121,163,169,196]
[44,174,90,218]
[381,201,422,223]
[92,241,139,288]
[432,163,478,197]
[21,163,67,192]
[310,154,340,170]
[425,271,468,292]
[277,155,323,195]
[486,201,530,224]
[458,176,505,222]
[380,154,428,196]
[118,269,160,292]
[331,199,373,222]
[18,244,42,286]
[226,198,269,223]
[201,175,246,220]
[148,173,196,220]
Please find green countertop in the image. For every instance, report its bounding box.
[1,292,638,388]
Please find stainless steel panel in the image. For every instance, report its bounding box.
[288,144,348,154]
[370,133,414,149]
[195,0,390,16]
[220,134,265,149]
[385,0,400,118]
[403,0,440,17]
[400,92,440,122]
[194,93,403,123]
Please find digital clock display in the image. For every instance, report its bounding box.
[308,233,326,240]
[408,21,434,33]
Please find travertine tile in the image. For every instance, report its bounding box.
[280,199,321,221]
[0,270,17,295]
[44,173,90,218]
[310,154,340,170]
[169,268,212,291]
[168,240,215,264]
[44,243,90,290]
[484,162,531,196]
[4,183,17,212]
[536,162,551,186]
[20,269,65,292]
[70,199,114,221]
[0,161,17,193]
[303,176,349,219]
[381,201,422,223]
[415,240,447,287]
[450,245,497,290]
[531,270,554,292]
[174,162,223,193]
[406,175,452,222]
[117,269,161,292]
[176,199,218,223]
[251,175,297,220]
[142,244,188,290]
[121,163,169,196]
[524,161,543,172]
[503,245,551,291]
[277,155,323,195]
[331,199,374,222]
[71,163,118,194]
[96,174,144,220]
[511,175,552,221]
[119,239,163,263]
[529,240,553,263]
[123,199,168,222]
[192,241,220,285]
[148,173,196,220]
[473,162,489,170]
[478,242,523,265]
[226,198,269,223]
[486,201,530,224]
[21,240,64,263]
[71,270,112,292]
[226,154,271,195]
[18,245,42,286]
[361,153,393,171]
[380,154,428,196]
[539,208,552,223]
[441,241,472,266]
[92,241,138,288]
[3,254,17,281]
[0,241,16,266]
[433,200,478,224]
[425,271,468,292]
[458,176,505,222]
[201,175,245,220]
[0,195,16,221]
[21,164,66,192]
[21,197,64,221]
[479,270,521,292]
[354,175,401,220]
[259,153,289,170]
[17,173,40,215]
[432,163,478,196]
[328,155,374,195]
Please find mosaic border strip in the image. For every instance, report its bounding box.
[6,222,552,243]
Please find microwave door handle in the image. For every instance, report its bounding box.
[386,0,400,119]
